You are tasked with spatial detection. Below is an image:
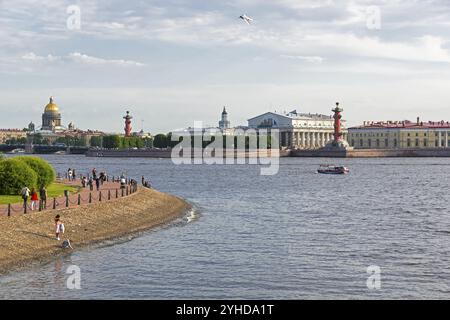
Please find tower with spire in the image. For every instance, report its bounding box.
[219,107,230,130]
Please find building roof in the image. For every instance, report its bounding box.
[0,129,25,132]
[44,96,59,113]
[248,111,334,122]
[350,120,450,130]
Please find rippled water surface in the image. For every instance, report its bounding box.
[1,156,450,299]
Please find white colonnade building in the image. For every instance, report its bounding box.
[247,110,348,149]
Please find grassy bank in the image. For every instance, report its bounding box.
[0,183,79,205]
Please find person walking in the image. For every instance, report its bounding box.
[92,168,97,180]
[72,169,76,181]
[54,215,65,241]
[30,188,38,211]
[68,168,73,181]
[88,177,94,191]
[141,176,145,186]
[95,177,100,191]
[21,186,30,211]
[39,185,47,210]
[120,175,126,190]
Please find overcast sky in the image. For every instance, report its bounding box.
[1,0,450,133]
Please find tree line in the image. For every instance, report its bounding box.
[3,133,277,149]
[151,133,275,149]
[93,135,153,149]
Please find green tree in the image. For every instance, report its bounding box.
[153,134,168,148]
[78,136,87,147]
[54,137,67,145]
[143,137,153,148]
[6,137,27,145]
[15,156,56,187]
[17,137,27,144]
[5,138,17,145]
[167,132,183,148]
[90,136,103,147]
[136,137,145,148]
[103,135,121,149]
[125,137,142,148]
[0,158,38,195]
[55,136,87,147]
[32,133,43,145]
[122,137,129,149]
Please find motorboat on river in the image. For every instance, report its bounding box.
[317,165,349,175]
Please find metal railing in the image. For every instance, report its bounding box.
[1,179,139,217]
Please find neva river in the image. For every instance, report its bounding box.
[1,155,450,299]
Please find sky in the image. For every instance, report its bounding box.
[1,0,450,133]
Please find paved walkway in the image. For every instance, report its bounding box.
[0,179,136,217]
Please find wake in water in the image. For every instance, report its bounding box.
[184,208,200,223]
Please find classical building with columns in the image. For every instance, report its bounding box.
[247,110,348,149]
[348,118,450,149]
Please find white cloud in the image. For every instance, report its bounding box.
[302,33,450,63]
[279,0,335,10]
[20,52,146,67]
[68,52,146,67]
[280,55,325,63]
[21,52,61,62]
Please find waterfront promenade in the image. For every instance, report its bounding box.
[0,179,136,217]
[0,185,190,274]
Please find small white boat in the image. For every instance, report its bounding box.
[7,148,25,154]
[317,165,350,175]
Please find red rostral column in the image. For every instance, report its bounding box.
[123,111,133,137]
[332,102,343,142]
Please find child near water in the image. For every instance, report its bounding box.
[54,215,65,241]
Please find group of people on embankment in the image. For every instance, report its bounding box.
[20,185,47,211]
[79,168,108,191]
[11,168,155,249]
[19,167,146,212]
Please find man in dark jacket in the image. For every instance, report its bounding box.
[39,185,47,209]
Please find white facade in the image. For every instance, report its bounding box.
[248,110,348,149]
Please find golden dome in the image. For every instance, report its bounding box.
[44,96,59,113]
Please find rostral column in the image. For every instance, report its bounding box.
[124,111,133,137]
[332,102,343,143]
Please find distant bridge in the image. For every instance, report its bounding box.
[0,144,88,155]
[0,144,25,152]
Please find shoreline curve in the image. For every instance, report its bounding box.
[0,187,191,275]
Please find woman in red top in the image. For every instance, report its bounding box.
[30,188,39,211]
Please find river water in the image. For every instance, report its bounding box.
[1,155,450,299]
